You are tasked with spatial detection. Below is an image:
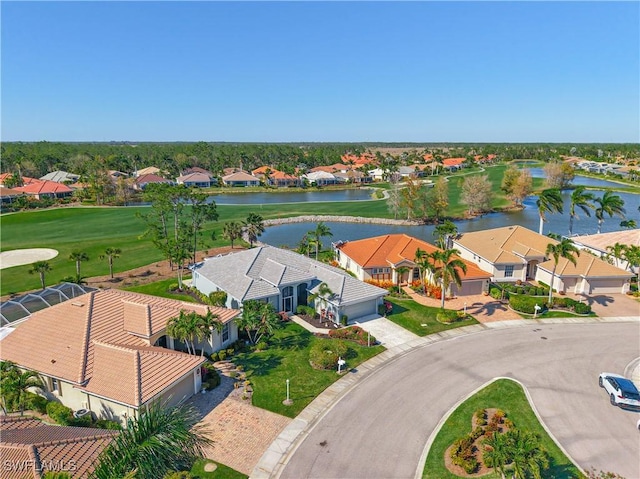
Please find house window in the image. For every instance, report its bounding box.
[222,323,229,343]
[282,286,294,312]
[505,265,514,278]
[51,378,61,395]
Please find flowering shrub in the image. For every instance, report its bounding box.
[365,279,395,289]
[329,325,376,346]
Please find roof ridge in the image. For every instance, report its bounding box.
[78,291,95,384]
[134,351,142,405]
[30,432,116,449]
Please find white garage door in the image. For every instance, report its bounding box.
[344,299,378,322]
[454,280,484,296]
[587,279,624,294]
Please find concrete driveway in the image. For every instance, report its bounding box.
[278,322,640,479]
[577,293,639,318]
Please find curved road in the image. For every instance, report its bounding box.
[281,322,640,479]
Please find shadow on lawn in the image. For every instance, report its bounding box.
[236,352,282,377]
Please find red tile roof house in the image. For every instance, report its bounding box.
[336,234,491,296]
[441,157,466,171]
[0,289,239,424]
[0,417,115,479]
[133,173,174,190]
[176,172,216,188]
[251,166,301,187]
[14,180,74,200]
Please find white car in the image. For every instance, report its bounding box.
[599,373,640,410]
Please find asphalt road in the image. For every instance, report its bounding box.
[280,322,640,479]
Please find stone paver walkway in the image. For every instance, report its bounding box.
[402,287,521,323]
[189,364,291,476]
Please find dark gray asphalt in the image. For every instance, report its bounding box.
[281,322,640,479]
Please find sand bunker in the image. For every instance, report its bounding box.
[0,248,59,269]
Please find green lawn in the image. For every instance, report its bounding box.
[234,322,385,417]
[123,277,197,302]
[423,379,583,479]
[190,459,247,479]
[385,297,479,336]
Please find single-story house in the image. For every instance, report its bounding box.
[14,180,74,200]
[333,170,372,184]
[453,226,633,294]
[222,171,261,187]
[191,246,388,324]
[0,186,24,204]
[184,166,215,176]
[310,163,349,174]
[0,417,115,479]
[176,172,215,188]
[442,158,465,171]
[570,230,640,272]
[133,173,174,190]
[252,166,301,187]
[135,166,162,177]
[302,171,340,185]
[336,234,491,296]
[40,170,80,184]
[0,289,240,423]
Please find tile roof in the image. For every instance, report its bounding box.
[310,163,349,173]
[0,289,238,407]
[192,246,387,306]
[571,229,640,253]
[338,234,490,280]
[222,171,260,182]
[136,166,161,176]
[176,172,213,183]
[39,171,80,183]
[134,173,171,185]
[442,158,466,166]
[14,180,73,195]
[0,186,24,198]
[538,253,633,278]
[0,417,115,479]
[303,171,336,180]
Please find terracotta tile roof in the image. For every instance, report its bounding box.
[136,166,161,176]
[0,417,44,431]
[338,234,490,280]
[310,164,349,173]
[341,153,376,166]
[442,158,466,166]
[0,186,24,198]
[0,289,239,407]
[14,180,73,195]
[0,417,115,479]
[134,173,171,185]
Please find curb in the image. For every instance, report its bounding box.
[250,316,639,478]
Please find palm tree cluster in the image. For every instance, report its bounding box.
[414,247,467,309]
[166,310,222,357]
[242,213,265,247]
[307,222,333,260]
[483,428,549,479]
[234,300,281,345]
[545,238,581,305]
[607,243,640,286]
[0,361,44,415]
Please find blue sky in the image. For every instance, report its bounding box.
[2,1,638,143]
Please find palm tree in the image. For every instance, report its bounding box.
[536,188,564,235]
[222,221,243,249]
[395,266,410,290]
[99,247,121,279]
[568,186,595,236]
[606,243,627,269]
[166,311,197,355]
[620,219,637,229]
[0,362,44,416]
[29,261,51,290]
[432,248,467,309]
[196,310,222,357]
[433,220,457,249]
[309,282,335,321]
[505,429,549,479]
[594,191,626,234]
[483,432,509,479]
[69,250,89,279]
[414,248,435,295]
[234,300,280,344]
[308,222,333,260]
[90,401,211,479]
[545,238,580,305]
[622,245,640,286]
[242,213,265,247]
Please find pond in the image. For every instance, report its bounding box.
[527,168,631,189]
[260,188,640,248]
[209,188,375,204]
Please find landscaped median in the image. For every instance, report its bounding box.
[422,378,583,479]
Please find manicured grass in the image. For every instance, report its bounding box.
[385,297,479,336]
[234,322,385,418]
[523,310,597,319]
[423,379,583,479]
[190,459,247,479]
[123,277,197,303]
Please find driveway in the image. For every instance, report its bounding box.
[278,322,640,479]
[576,293,640,318]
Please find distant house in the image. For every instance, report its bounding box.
[14,180,74,200]
[570,230,640,272]
[0,186,24,204]
[0,289,240,423]
[302,170,340,185]
[222,171,261,187]
[252,166,301,187]
[183,166,215,176]
[40,170,80,184]
[176,172,215,188]
[310,164,349,174]
[336,234,491,296]
[341,153,376,167]
[333,170,372,184]
[453,226,632,294]
[191,246,387,324]
[442,158,466,171]
[135,166,162,177]
[134,173,174,190]
[0,417,115,479]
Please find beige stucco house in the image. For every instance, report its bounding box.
[0,289,239,423]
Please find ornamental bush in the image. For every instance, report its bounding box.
[509,295,546,314]
[574,302,592,314]
[309,339,349,370]
[46,402,74,426]
[329,326,376,346]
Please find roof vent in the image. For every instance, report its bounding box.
[71,302,84,307]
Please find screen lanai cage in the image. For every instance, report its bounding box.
[0,283,97,326]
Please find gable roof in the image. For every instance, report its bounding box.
[454,226,551,264]
[0,289,239,407]
[0,417,115,479]
[222,171,260,182]
[134,173,171,185]
[338,234,490,280]
[183,166,213,176]
[14,180,73,195]
[136,166,161,176]
[40,171,80,183]
[192,246,387,306]
[303,171,336,180]
[176,172,213,183]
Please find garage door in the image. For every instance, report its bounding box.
[344,299,378,322]
[454,280,484,296]
[587,279,624,294]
